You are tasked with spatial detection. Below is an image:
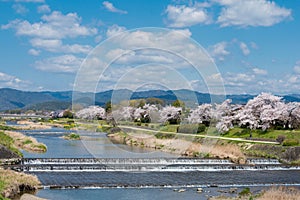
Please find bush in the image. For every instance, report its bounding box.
[155,132,175,139]
[276,135,286,144]
[197,124,206,133]
[177,124,206,134]
[177,124,198,134]
[239,187,251,196]
[283,139,299,146]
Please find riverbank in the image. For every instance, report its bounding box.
[15,121,52,130]
[108,131,246,164]
[4,131,47,153]
[210,186,300,200]
[0,168,41,199]
[106,124,300,164]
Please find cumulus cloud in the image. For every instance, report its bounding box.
[37,4,50,13]
[28,48,40,56]
[16,0,44,2]
[34,54,83,73]
[293,61,300,74]
[2,11,97,39]
[75,29,220,93]
[106,24,127,38]
[0,71,30,89]
[165,4,211,27]
[209,42,230,61]
[252,67,268,75]
[12,4,28,14]
[102,1,127,14]
[239,42,250,55]
[216,0,292,27]
[29,38,92,54]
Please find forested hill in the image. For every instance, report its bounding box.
[1,88,300,111]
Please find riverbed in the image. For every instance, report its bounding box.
[21,128,300,200]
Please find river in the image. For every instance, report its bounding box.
[21,128,300,200]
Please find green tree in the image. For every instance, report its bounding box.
[105,101,112,113]
[172,99,185,108]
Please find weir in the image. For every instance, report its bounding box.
[8,158,299,172]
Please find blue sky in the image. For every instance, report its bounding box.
[0,0,299,95]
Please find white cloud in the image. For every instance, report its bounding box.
[293,61,300,74]
[75,29,219,93]
[165,4,211,27]
[106,24,127,38]
[216,0,292,27]
[28,48,40,56]
[37,4,50,13]
[29,38,92,54]
[94,35,102,43]
[102,1,127,14]
[250,42,258,49]
[209,42,230,61]
[239,42,250,55]
[2,11,97,39]
[34,54,83,73]
[15,0,44,2]
[12,4,28,14]
[0,71,30,89]
[252,67,267,75]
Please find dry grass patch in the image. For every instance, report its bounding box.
[258,187,300,200]
[16,121,51,130]
[0,168,40,198]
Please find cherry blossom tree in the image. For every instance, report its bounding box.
[235,93,287,131]
[288,102,300,129]
[159,105,182,124]
[75,106,106,120]
[187,104,212,125]
[113,106,135,121]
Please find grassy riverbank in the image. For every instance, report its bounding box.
[3,131,47,153]
[62,133,81,140]
[0,168,40,199]
[104,122,299,164]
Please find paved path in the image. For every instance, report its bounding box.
[118,125,280,145]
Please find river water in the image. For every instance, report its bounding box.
[21,128,300,200]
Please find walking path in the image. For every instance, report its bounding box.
[118,125,280,145]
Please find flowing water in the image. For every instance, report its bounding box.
[21,128,300,200]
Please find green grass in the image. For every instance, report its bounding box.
[159,125,179,133]
[0,124,16,131]
[64,133,80,140]
[0,180,9,200]
[0,131,22,157]
[223,127,300,146]
[33,144,47,152]
[22,139,33,145]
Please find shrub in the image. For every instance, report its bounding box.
[177,124,198,134]
[177,124,207,134]
[276,135,286,144]
[283,139,299,146]
[69,133,80,140]
[239,187,251,196]
[154,132,175,139]
[197,124,206,133]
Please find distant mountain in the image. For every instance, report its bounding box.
[1,88,300,111]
